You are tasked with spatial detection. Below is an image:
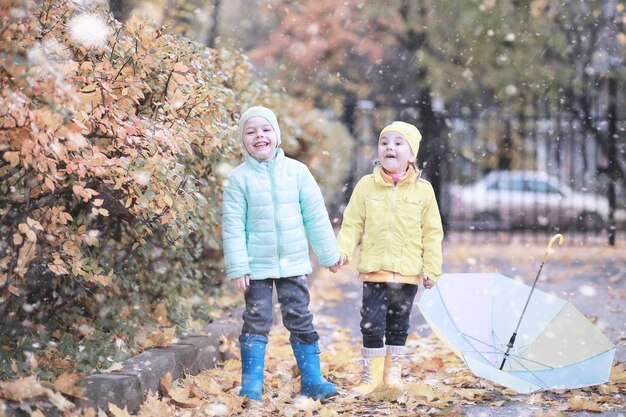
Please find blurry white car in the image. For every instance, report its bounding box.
[448,171,621,231]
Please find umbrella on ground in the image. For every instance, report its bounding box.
[417,234,616,393]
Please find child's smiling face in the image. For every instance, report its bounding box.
[378,131,416,174]
[242,116,278,162]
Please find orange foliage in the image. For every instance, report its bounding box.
[0,0,353,379]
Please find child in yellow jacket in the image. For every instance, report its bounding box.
[331,121,444,394]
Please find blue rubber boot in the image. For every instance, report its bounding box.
[239,334,267,401]
[291,341,338,400]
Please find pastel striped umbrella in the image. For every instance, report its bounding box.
[418,236,615,393]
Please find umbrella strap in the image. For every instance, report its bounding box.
[499,332,517,370]
[500,261,545,370]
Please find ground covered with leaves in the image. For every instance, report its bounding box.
[1,240,624,416]
[107,241,626,416]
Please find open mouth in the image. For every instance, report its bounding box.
[384,154,396,159]
[254,141,270,149]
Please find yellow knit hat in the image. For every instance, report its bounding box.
[380,121,422,156]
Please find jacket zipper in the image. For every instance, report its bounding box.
[388,184,397,281]
[268,163,283,277]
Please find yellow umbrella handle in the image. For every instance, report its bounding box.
[543,233,564,264]
[502,233,565,370]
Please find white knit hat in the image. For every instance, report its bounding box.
[238,106,281,147]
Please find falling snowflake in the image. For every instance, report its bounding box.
[68,13,110,49]
[132,170,152,186]
[579,285,597,297]
[71,0,108,6]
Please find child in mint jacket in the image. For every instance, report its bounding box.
[222,106,340,401]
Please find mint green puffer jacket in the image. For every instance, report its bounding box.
[222,149,340,280]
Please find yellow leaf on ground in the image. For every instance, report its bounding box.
[417,357,444,372]
[567,396,603,412]
[219,334,237,356]
[221,359,240,372]
[610,363,626,383]
[291,397,322,417]
[139,391,177,415]
[139,327,176,350]
[101,362,123,373]
[442,405,464,417]
[0,376,47,401]
[368,385,404,402]
[193,375,223,396]
[598,384,619,394]
[318,407,340,417]
[45,388,76,412]
[405,381,437,402]
[160,373,173,396]
[108,403,132,417]
[53,372,85,398]
[457,388,486,401]
[169,387,201,408]
[8,284,20,296]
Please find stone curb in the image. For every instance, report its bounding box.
[1,318,241,416]
[76,319,241,413]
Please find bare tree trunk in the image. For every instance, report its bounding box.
[109,0,129,22]
[207,0,222,48]
[607,76,618,246]
[498,120,513,170]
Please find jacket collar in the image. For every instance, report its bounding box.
[373,165,420,186]
[245,148,284,171]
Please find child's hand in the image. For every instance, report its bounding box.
[232,275,250,291]
[423,276,435,289]
[328,255,346,273]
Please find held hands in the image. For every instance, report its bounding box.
[422,275,435,289]
[232,274,250,291]
[328,254,346,273]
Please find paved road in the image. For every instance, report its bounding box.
[313,243,626,417]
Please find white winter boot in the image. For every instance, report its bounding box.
[350,347,386,395]
[383,345,407,390]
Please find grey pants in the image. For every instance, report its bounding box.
[240,275,319,345]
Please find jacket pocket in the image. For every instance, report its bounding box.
[398,195,424,235]
[401,239,424,274]
[364,194,387,232]
[364,193,386,206]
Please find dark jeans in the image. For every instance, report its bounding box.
[360,282,419,348]
[240,275,319,345]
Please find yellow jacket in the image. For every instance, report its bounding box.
[337,165,444,284]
